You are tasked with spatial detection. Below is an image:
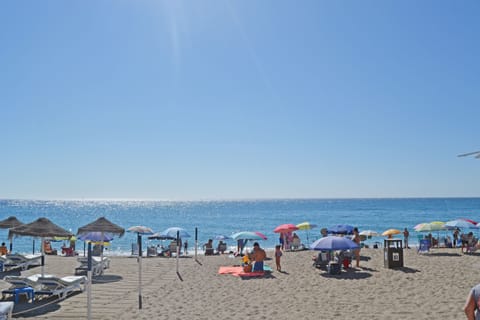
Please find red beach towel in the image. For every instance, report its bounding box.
[218,266,265,277]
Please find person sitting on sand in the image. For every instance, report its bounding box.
[203,239,214,255]
[250,242,266,272]
[217,241,226,254]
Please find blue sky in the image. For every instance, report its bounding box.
[1,1,479,200]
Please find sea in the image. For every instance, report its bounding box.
[0,198,479,255]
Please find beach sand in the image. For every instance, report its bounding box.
[0,247,475,319]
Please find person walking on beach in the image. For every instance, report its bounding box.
[275,245,282,271]
[463,283,480,319]
[403,228,410,249]
[352,227,361,268]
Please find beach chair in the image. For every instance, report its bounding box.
[75,256,110,276]
[5,254,42,271]
[291,238,304,251]
[465,238,478,254]
[43,241,57,255]
[338,250,353,269]
[0,301,14,320]
[0,256,23,273]
[169,242,180,256]
[36,275,87,299]
[417,239,430,254]
[313,251,330,269]
[2,274,54,301]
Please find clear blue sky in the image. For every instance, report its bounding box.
[1,1,479,200]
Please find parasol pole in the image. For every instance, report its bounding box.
[137,233,142,309]
[87,242,92,320]
[41,237,45,277]
[176,231,179,273]
[195,227,198,260]
[100,232,104,275]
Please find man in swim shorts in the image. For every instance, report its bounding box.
[251,242,266,272]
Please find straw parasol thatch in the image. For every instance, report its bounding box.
[77,217,125,237]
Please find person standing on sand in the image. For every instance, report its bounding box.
[454,228,459,248]
[274,245,282,271]
[403,228,410,249]
[251,242,266,272]
[352,228,361,267]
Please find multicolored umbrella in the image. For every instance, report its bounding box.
[231,231,267,241]
[414,221,445,232]
[445,219,477,229]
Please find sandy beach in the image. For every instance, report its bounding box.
[0,247,475,319]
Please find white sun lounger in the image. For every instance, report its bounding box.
[5,254,42,271]
[0,301,14,320]
[75,256,110,276]
[0,256,21,273]
[36,275,87,299]
[2,274,53,300]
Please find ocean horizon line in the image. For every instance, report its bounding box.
[1,196,480,203]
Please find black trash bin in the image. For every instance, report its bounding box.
[384,239,404,268]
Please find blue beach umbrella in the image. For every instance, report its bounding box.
[327,224,354,235]
[214,234,232,241]
[148,232,176,240]
[160,227,191,239]
[309,236,359,251]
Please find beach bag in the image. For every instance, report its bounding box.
[243,264,252,273]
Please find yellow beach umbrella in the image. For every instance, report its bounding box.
[296,222,318,243]
[382,229,402,237]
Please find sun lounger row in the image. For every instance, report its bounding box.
[2,274,86,301]
[75,256,110,276]
[0,254,42,272]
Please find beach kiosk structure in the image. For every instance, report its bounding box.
[384,239,404,268]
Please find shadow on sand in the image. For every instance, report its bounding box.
[0,269,21,279]
[240,273,276,280]
[9,291,83,318]
[320,271,372,280]
[427,252,463,257]
[92,274,123,284]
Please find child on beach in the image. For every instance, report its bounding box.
[275,245,282,271]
